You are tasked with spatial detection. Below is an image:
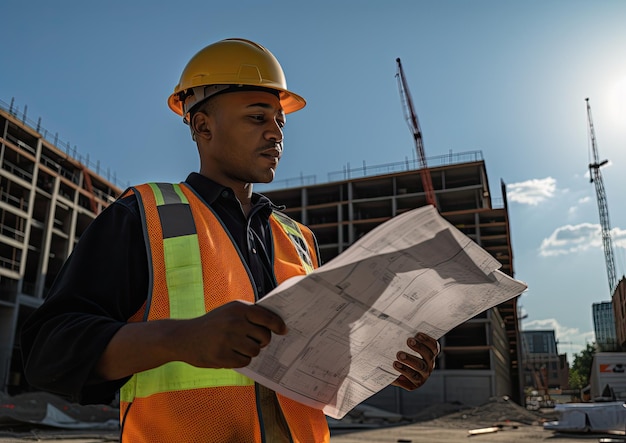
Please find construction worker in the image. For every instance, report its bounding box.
[21,38,440,442]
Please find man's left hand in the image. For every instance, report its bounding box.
[391,332,440,391]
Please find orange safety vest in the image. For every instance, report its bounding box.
[118,182,330,443]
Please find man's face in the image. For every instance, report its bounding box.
[199,90,286,188]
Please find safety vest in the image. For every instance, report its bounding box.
[118,182,330,443]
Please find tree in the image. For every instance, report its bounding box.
[569,343,595,390]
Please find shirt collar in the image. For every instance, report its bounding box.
[184,172,278,212]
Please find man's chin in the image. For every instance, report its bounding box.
[258,170,276,184]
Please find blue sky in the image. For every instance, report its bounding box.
[3,0,626,362]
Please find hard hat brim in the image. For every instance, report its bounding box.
[168,85,306,119]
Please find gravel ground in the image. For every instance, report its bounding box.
[0,423,621,443]
[330,423,626,443]
[1,393,624,442]
[330,397,626,443]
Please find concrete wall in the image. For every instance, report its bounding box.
[364,370,503,416]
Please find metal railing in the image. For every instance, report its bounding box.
[328,151,483,181]
[0,98,127,189]
[257,150,484,191]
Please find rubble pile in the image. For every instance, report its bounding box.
[426,396,557,429]
[410,401,470,423]
[330,396,558,433]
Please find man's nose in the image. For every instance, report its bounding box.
[266,120,283,143]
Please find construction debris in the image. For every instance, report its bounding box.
[0,392,118,431]
[544,401,626,434]
[468,425,500,435]
[422,396,554,430]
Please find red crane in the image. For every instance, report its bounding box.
[396,58,437,208]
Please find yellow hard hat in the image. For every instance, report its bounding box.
[168,38,306,120]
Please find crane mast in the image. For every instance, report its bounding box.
[395,58,437,208]
[586,97,617,294]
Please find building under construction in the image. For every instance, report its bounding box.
[0,102,121,394]
[521,330,569,392]
[0,100,523,413]
[260,152,523,414]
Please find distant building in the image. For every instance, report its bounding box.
[521,330,569,391]
[593,301,619,352]
[612,278,626,350]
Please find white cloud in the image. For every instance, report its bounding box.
[613,227,626,249]
[578,196,591,204]
[524,318,581,339]
[507,177,556,205]
[539,223,626,257]
[539,223,600,256]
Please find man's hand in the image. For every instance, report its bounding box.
[391,332,440,391]
[96,301,287,381]
[177,301,288,369]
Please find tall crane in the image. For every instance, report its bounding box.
[396,58,437,208]
[586,97,618,294]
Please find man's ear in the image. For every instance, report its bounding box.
[191,112,212,140]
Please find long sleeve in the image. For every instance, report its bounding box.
[21,196,149,404]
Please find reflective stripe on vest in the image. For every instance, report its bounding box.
[149,182,204,319]
[120,183,253,403]
[272,211,314,274]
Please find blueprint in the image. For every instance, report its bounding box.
[235,205,527,419]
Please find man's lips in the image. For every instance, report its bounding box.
[259,147,282,161]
